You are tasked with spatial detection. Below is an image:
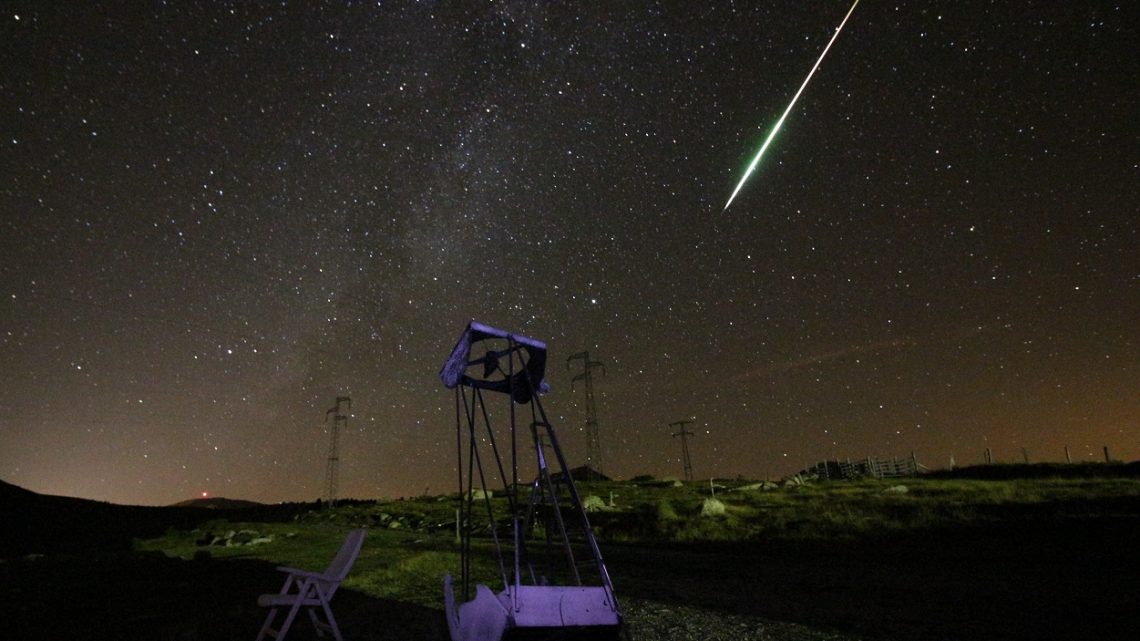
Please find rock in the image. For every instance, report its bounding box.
[582,495,607,512]
[230,530,257,545]
[736,481,778,492]
[883,485,909,494]
[700,497,726,517]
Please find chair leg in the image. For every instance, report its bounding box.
[311,600,344,641]
[256,607,278,641]
[307,608,324,638]
[258,600,304,641]
[276,601,305,641]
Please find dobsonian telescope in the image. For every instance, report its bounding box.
[439,321,623,641]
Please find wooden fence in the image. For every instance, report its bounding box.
[808,454,925,480]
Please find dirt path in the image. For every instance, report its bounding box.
[607,520,1138,640]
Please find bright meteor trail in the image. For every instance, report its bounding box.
[723,0,861,211]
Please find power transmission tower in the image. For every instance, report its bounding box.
[670,420,695,482]
[324,396,351,507]
[568,351,606,479]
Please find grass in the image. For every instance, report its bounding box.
[8,465,1137,641]
[139,466,1140,601]
[594,471,1140,541]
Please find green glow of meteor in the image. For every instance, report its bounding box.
[723,0,860,211]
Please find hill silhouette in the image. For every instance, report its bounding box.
[0,480,314,558]
[1,479,208,557]
[170,496,264,510]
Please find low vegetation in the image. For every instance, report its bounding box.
[7,464,1138,640]
[137,463,1140,610]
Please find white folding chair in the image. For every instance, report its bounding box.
[255,528,366,641]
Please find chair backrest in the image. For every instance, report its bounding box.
[324,528,367,580]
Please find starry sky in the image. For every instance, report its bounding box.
[2,1,1136,506]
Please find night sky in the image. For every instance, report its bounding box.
[2,2,1136,506]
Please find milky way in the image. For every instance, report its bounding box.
[1,2,1136,505]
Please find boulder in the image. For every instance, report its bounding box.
[582,495,607,512]
[700,497,726,517]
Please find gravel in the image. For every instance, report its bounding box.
[623,598,863,641]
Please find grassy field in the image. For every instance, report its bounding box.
[5,466,1137,639]
[123,466,1140,640]
[139,467,1140,566]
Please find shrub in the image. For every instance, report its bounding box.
[656,500,679,522]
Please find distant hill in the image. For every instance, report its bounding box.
[0,479,214,558]
[0,479,315,558]
[0,477,38,500]
[171,497,264,510]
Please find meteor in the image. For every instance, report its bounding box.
[723,0,861,211]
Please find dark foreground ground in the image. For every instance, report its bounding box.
[3,517,1136,641]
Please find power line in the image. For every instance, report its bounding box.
[324,396,350,507]
[568,351,606,478]
[670,419,695,482]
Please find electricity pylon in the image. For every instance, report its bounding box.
[568,351,605,479]
[324,396,351,507]
[670,420,695,482]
